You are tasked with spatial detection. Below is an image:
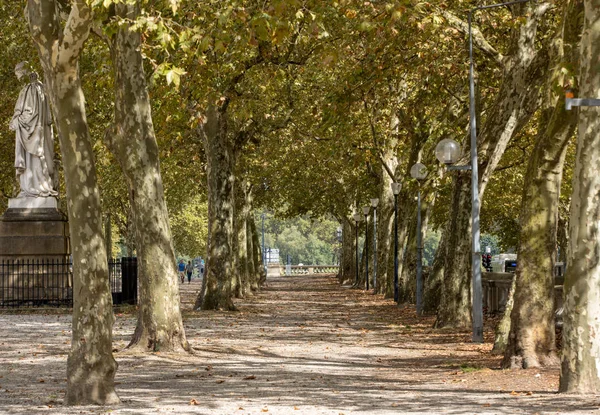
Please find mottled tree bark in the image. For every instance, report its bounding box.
[233,181,251,297]
[399,212,417,304]
[246,213,257,289]
[338,217,355,285]
[559,0,600,394]
[109,3,189,352]
[503,0,581,369]
[27,0,119,405]
[376,157,398,296]
[423,231,446,313]
[492,277,516,355]
[250,217,266,288]
[436,3,551,328]
[436,172,472,328]
[194,105,236,310]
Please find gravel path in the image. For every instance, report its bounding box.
[0,275,598,414]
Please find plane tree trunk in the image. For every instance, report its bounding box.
[503,0,581,369]
[559,0,600,393]
[436,3,551,328]
[27,0,119,405]
[338,217,356,285]
[194,104,236,310]
[109,2,189,352]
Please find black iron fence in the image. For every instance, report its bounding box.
[0,257,137,309]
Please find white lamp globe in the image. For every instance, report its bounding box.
[410,163,428,181]
[435,139,462,165]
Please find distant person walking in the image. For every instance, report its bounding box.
[178,259,185,284]
[186,260,193,284]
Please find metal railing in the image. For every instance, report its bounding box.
[0,258,72,308]
[482,272,564,315]
[278,265,340,276]
[0,257,137,308]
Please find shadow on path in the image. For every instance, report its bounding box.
[0,275,597,414]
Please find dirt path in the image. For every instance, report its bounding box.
[0,275,598,414]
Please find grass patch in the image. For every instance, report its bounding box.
[460,363,483,373]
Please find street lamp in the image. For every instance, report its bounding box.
[436,0,533,343]
[370,198,379,292]
[362,205,371,290]
[391,182,402,302]
[410,163,428,316]
[336,227,342,265]
[353,213,362,287]
[261,213,266,275]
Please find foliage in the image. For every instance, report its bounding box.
[259,212,340,265]
[423,231,441,267]
[170,195,209,258]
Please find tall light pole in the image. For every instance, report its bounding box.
[353,213,362,287]
[410,163,428,316]
[362,206,370,290]
[436,0,532,343]
[371,198,379,292]
[336,227,342,265]
[261,213,266,275]
[391,183,402,303]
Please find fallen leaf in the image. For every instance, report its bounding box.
[189,399,199,405]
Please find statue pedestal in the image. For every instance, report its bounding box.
[0,198,71,306]
[0,197,70,259]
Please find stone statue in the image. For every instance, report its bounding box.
[9,62,58,198]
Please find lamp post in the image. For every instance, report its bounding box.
[391,183,402,302]
[410,163,428,316]
[362,205,370,290]
[353,213,362,286]
[261,213,266,275]
[336,227,342,265]
[435,0,532,343]
[370,198,379,292]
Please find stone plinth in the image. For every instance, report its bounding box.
[0,198,71,306]
[0,197,69,259]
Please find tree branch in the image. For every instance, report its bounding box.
[57,0,92,68]
[438,9,505,67]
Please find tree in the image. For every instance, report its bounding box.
[559,0,600,393]
[435,2,553,328]
[27,0,119,405]
[503,0,581,369]
[107,1,190,352]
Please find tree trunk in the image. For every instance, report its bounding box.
[250,216,266,288]
[436,3,551,328]
[503,0,580,366]
[195,105,236,310]
[423,231,446,313]
[233,181,251,297]
[492,277,516,355]
[27,0,119,405]
[399,211,417,304]
[559,0,600,393]
[110,2,189,353]
[376,159,398,296]
[246,212,257,290]
[436,172,472,328]
[338,217,355,285]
